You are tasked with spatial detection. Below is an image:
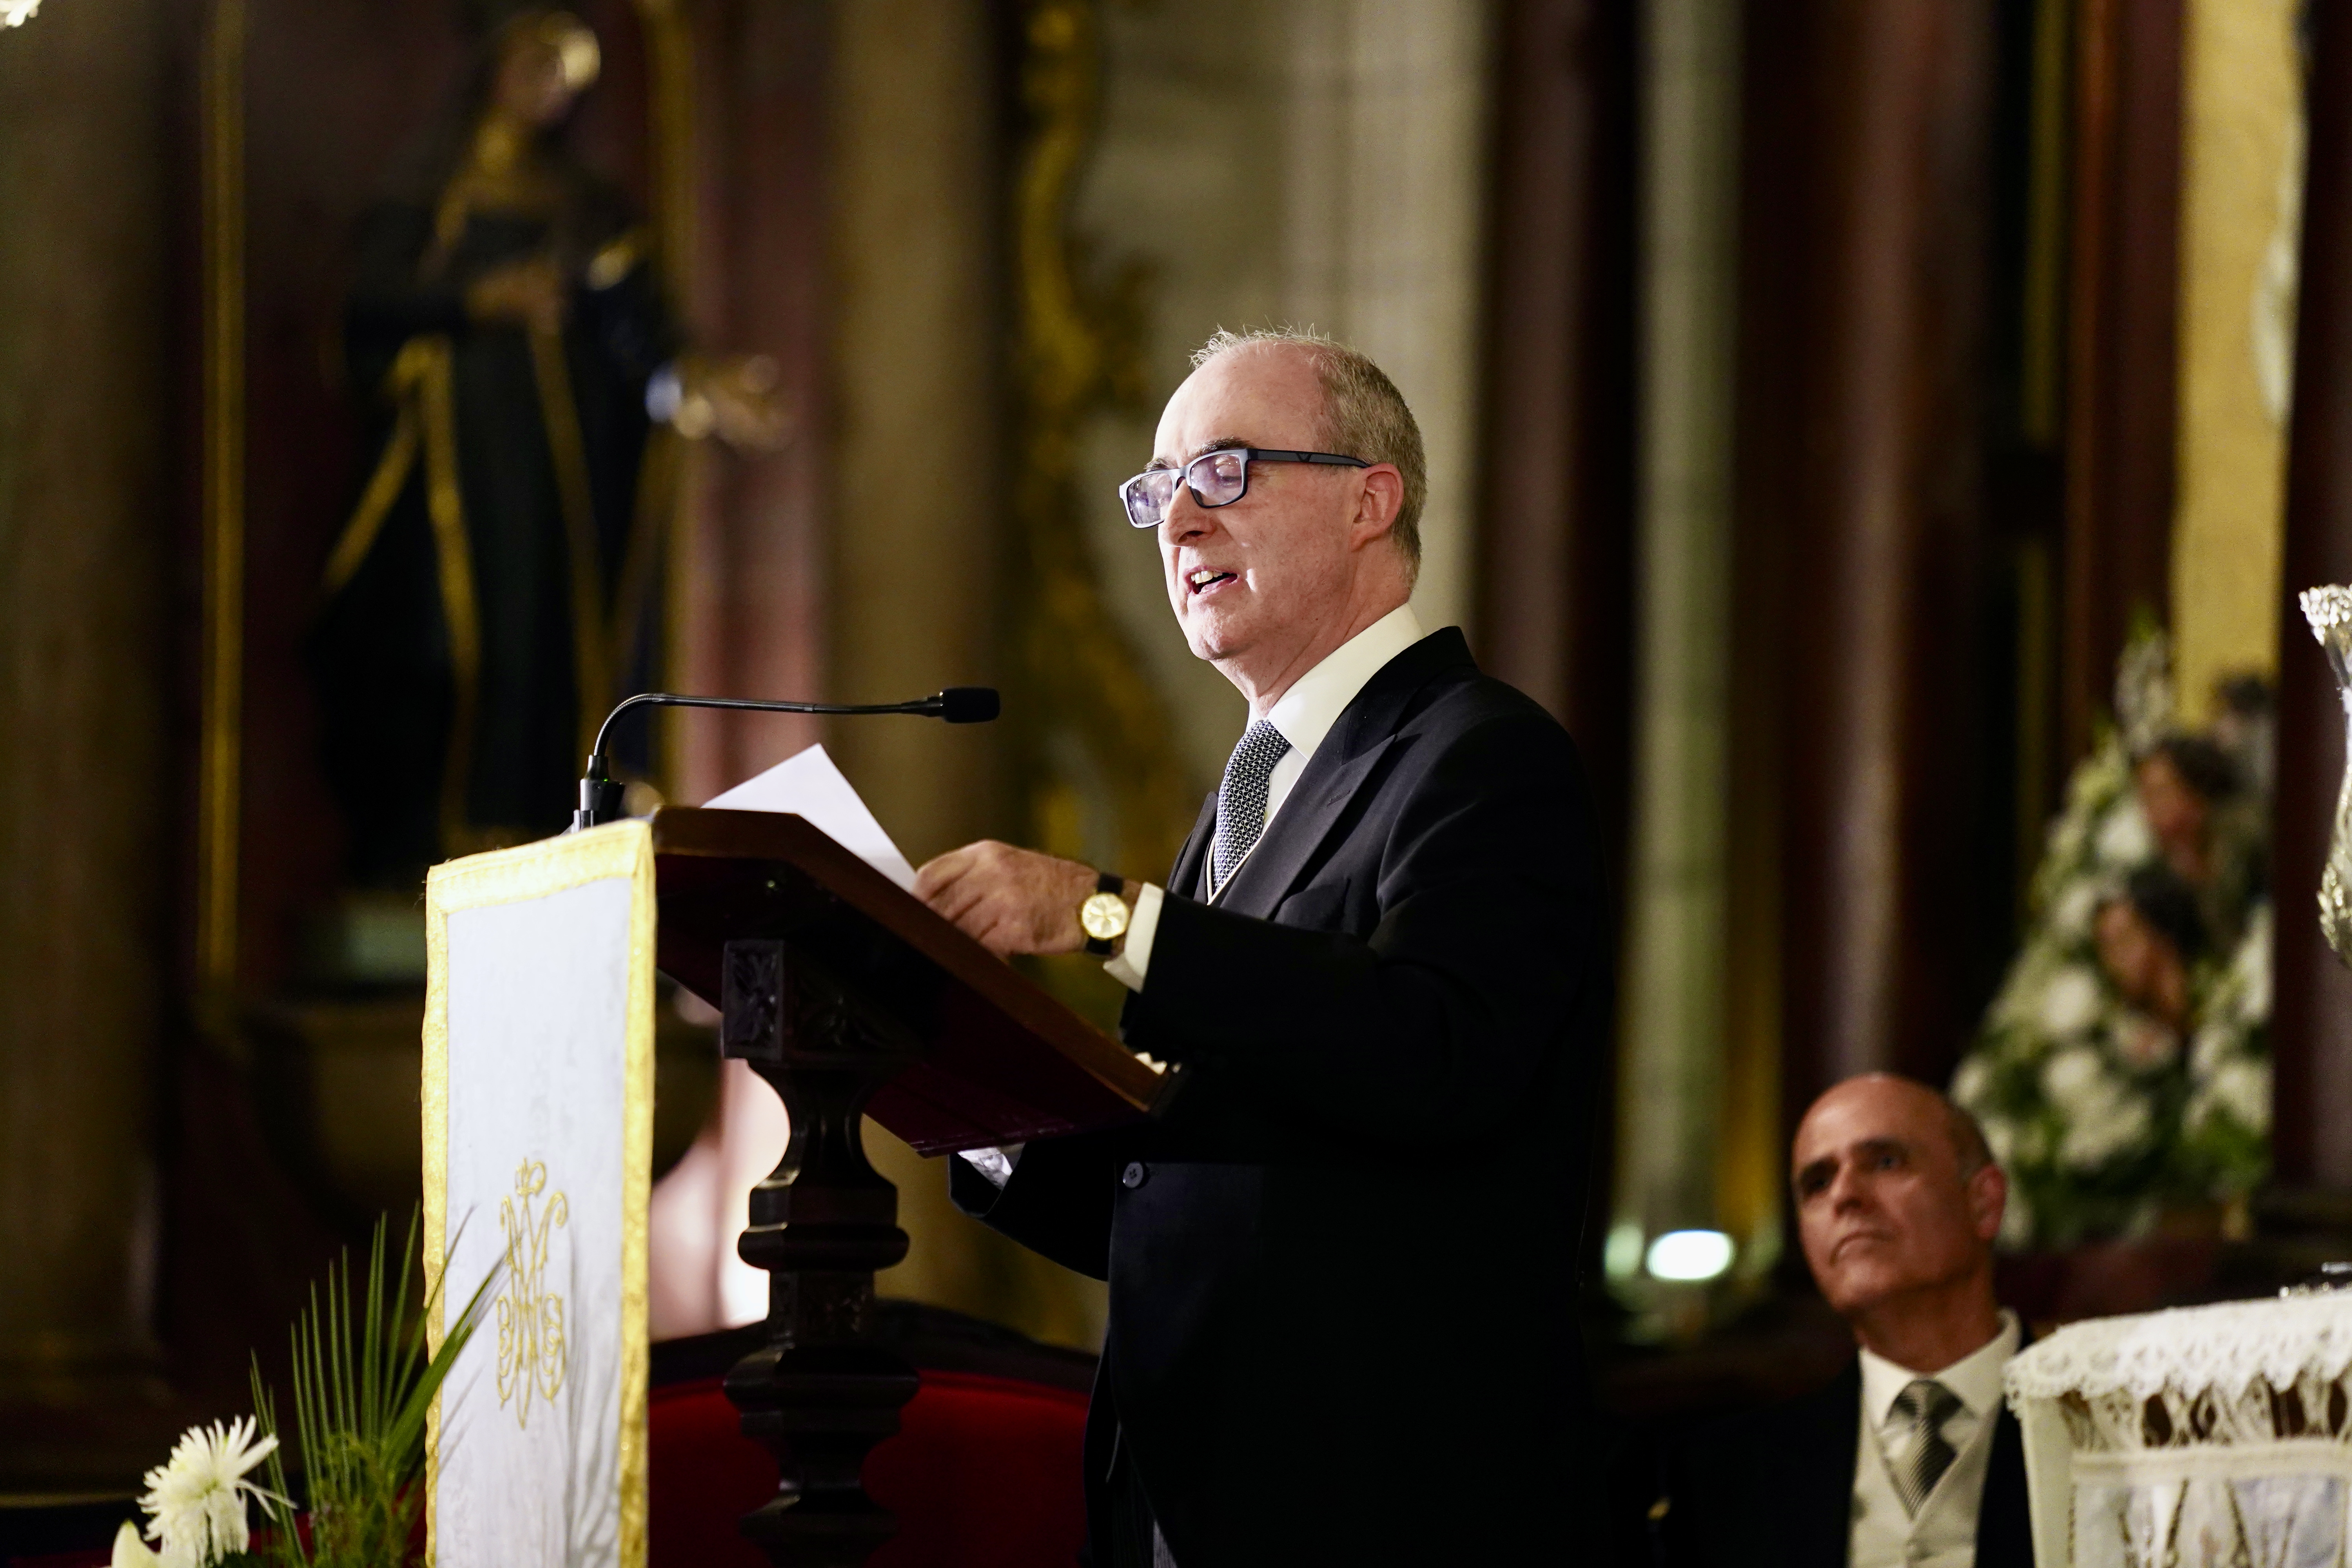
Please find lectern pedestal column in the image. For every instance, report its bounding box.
[719,937,924,1568]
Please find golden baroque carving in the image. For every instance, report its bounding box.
[1010,0,1193,906]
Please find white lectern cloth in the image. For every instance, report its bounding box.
[424,822,655,1568]
[2004,1294,2352,1568]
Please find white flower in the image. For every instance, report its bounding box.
[2230,907,2272,1024]
[137,1417,285,1568]
[2039,966,2105,1037]
[2190,1021,2233,1078]
[111,1522,160,1568]
[1,0,42,27]
[2050,880,2103,940]
[1980,1112,2016,1168]
[1951,1055,1991,1109]
[2094,798,2154,867]
[2042,1047,2150,1170]
[2210,1058,2272,1134]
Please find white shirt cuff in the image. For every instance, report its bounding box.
[1102,882,1163,993]
[958,1144,1022,1187]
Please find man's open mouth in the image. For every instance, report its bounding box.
[1187,568,1237,596]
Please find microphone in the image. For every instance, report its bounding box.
[572,686,1000,830]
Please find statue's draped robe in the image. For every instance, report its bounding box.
[314,181,676,887]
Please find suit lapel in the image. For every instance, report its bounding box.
[1168,791,1217,898]
[1976,1325,2035,1566]
[1210,627,1477,919]
[1214,734,1397,917]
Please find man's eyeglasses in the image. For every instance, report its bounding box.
[1117,447,1369,530]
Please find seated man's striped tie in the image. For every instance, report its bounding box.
[1889,1378,1963,1515]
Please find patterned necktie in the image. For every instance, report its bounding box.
[1211,719,1291,893]
[1889,1379,1963,1516]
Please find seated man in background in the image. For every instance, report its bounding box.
[1658,1075,2031,1568]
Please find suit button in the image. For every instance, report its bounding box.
[1121,1161,1147,1189]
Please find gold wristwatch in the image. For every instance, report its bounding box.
[1080,871,1131,956]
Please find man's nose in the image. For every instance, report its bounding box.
[1161,486,1211,545]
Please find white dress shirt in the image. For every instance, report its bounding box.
[1103,603,1426,991]
[1850,1311,2020,1568]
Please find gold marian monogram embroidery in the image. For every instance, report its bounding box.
[495,1159,569,1427]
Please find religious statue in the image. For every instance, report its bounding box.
[310,4,780,889]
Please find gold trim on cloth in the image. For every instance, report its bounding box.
[423,820,656,1568]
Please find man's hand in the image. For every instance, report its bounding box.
[915,840,1102,958]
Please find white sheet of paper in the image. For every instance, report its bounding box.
[701,742,918,891]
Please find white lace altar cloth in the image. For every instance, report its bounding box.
[2004,1295,2352,1567]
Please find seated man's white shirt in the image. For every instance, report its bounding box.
[1103,602,1426,992]
[1850,1310,2021,1568]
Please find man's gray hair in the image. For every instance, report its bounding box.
[1190,326,1426,573]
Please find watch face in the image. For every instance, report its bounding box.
[1080,891,1130,941]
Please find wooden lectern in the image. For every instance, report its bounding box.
[649,807,1164,1567]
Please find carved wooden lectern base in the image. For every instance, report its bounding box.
[719,937,924,1568]
[650,807,1155,1564]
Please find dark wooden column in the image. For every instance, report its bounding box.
[1475,0,1637,840]
[2057,0,2184,767]
[720,938,923,1567]
[1743,0,2001,1114]
[1473,0,1637,1261]
[2270,0,2352,1193]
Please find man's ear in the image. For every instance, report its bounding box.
[1347,463,1405,548]
[1967,1160,2007,1245]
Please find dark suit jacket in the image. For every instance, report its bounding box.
[1657,1357,2033,1568]
[952,628,1610,1565]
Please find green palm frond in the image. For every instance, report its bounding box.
[246,1211,500,1568]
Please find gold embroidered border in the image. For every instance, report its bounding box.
[422,819,655,1568]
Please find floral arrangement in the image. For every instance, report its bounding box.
[1951,628,2273,1249]
[112,1215,495,1568]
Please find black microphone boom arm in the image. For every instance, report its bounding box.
[572,686,999,830]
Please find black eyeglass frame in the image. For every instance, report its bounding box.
[1117,447,1370,530]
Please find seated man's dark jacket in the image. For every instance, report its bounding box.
[952,628,1610,1564]
[1655,1354,2033,1568]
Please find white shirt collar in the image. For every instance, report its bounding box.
[1858,1310,2020,1428]
[1261,603,1426,763]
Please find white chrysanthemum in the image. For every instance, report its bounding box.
[138,1417,285,1568]
[2093,797,2154,867]
[2039,966,2104,1037]
[111,1522,160,1568]
[1,0,40,27]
